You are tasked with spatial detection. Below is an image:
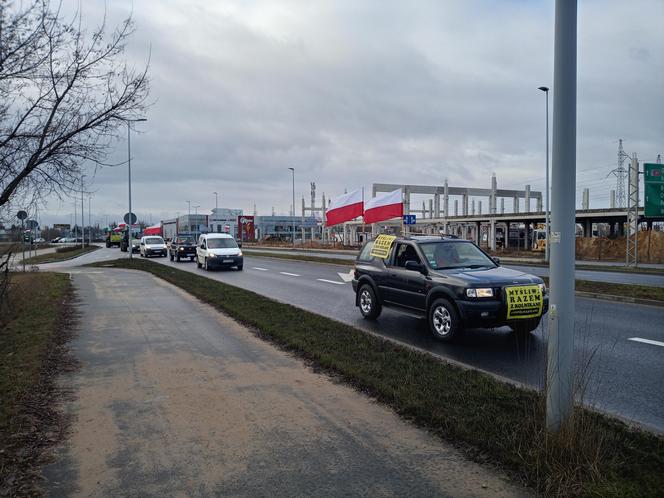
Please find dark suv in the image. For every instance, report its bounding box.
[169,236,197,262]
[352,236,548,341]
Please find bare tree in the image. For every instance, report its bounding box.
[0,0,149,212]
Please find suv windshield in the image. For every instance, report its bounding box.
[177,238,194,244]
[419,241,496,270]
[207,238,238,249]
[145,237,164,245]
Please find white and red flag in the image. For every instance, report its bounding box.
[325,188,364,227]
[363,189,403,224]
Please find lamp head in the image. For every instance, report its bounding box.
[538,86,549,92]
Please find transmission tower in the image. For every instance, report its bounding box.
[609,139,630,208]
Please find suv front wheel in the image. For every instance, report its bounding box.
[428,298,461,342]
[358,284,381,319]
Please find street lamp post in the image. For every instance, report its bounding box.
[193,205,200,240]
[538,86,551,263]
[127,118,147,260]
[81,174,86,249]
[288,168,295,248]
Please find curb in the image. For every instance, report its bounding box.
[575,291,664,307]
[28,247,99,265]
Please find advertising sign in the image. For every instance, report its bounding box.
[370,234,396,259]
[237,216,255,242]
[644,163,664,218]
[506,285,543,319]
[53,223,71,230]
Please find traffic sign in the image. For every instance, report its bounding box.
[123,212,137,225]
[26,219,39,229]
[403,214,416,225]
[644,163,664,218]
[16,210,27,220]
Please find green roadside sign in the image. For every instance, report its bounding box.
[644,163,664,218]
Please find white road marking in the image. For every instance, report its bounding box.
[629,337,664,348]
[338,270,355,283]
[252,267,269,271]
[280,272,300,277]
[317,278,346,285]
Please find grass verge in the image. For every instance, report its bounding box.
[0,272,77,495]
[90,258,664,497]
[22,245,98,265]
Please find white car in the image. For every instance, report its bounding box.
[196,233,243,271]
[139,236,167,258]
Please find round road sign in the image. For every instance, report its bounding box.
[123,212,137,225]
[16,210,28,220]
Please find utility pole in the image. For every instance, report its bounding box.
[288,168,295,248]
[626,154,639,267]
[538,86,551,263]
[610,139,630,208]
[81,174,86,248]
[547,0,577,433]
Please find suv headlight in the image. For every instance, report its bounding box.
[466,288,494,298]
[538,283,547,294]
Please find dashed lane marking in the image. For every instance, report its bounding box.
[252,267,269,271]
[317,278,346,285]
[279,272,300,277]
[629,337,664,348]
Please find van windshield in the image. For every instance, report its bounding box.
[207,238,238,249]
[145,237,164,244]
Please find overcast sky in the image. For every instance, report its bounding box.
[38,0,663,227]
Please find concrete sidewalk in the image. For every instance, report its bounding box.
[43,268,528,497]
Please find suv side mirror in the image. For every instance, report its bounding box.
[492,256,500,264]
[405,260,426,273]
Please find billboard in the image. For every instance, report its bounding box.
[53,223,71,230]
[237,215,255,242]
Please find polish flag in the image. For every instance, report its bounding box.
[363,189,403,224]
[325,189,364,227]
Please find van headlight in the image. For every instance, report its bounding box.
[237,251,243,256]
[538,283,547,294]
[466,288,494,298]
[208,253,216,258]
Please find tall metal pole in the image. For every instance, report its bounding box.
[127,123,133,260]
[81,174,85,248]
[213,192,218,210]
[539,86,551,263]
[88,196,92,246]
[289,168,295,248]
[546,0,577,433]
[125,118,147,259]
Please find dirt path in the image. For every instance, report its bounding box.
[43,268,529,497]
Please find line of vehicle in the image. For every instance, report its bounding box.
[628,337,664,348]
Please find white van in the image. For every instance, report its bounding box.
[196,233,243,271]
[139,236,167,257]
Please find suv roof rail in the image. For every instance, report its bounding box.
[405,234,459,241]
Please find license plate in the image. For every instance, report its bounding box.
[505,285,543,319]
[223,259,233,263]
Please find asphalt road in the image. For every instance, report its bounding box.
[41,248,664,433]
[43,268,524,497]
[244,248,664,287]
